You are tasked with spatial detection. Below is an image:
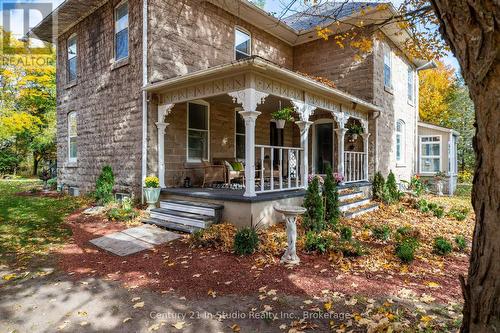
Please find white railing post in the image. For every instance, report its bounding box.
[156,103,174,188]
[295,121,312,189]
[361,132,370,181]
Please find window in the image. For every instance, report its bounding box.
[420,136,441,173]
[67,34,77,82]
[408,66,414,103]
[68,112,77,162]
[235,110,245,160]
[384,47,392,88]
[115,1,129,61]
[396,120,405,164]
[187,101,209,162]
[235,27,251,60]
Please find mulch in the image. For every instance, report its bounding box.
[16,190,62,198]
[55,212,468,302]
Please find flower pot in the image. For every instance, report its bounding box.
[144,187,161,210]
[350,133,358,141]
[274,119,286,129]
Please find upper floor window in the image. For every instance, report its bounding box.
[420,136,441,173]
[408,66,415,103]
[235,27,251,60]
[384,47,392,88]
[187,101,209,162]
[115,1,129,61]
[235,110,245,160]
[68,112,78,163]
[67,34,77,82]
[396,120,405,164]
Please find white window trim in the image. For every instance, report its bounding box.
[234,26,252,60]
[114,0,129,61]
[383,46,392,89]
[396,120,405,166]
[234,109,245,160]
[419,135,442,174]
[68,111,77,163]
[67,33,77,83]
[407,66,415,104]
[186,100,210,163]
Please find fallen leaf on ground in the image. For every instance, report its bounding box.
[133,301,145,309]
[172,321,186,330]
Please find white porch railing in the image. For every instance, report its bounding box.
[344,151,368,183]
[255,145,304,193]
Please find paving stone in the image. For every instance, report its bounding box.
[121,225,181,245]
[89,232,154,256]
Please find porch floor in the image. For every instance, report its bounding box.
[161,181,371,203]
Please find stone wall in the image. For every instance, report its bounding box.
[56,0,144,196]
[147,0,294,82]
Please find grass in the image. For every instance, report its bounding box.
[0,180,87,264]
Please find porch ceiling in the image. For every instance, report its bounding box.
[144,56,381,115]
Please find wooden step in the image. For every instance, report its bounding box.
[150,208,213,229]
[339,197,371,212]
[142,218,200,234]
[339,190,364,202]
[343,203,379,218]
[160,200,223,222]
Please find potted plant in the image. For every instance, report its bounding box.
[144,176,161,210]
[434,171,447,196]
[346,123,364,141]
[271,107,294,129]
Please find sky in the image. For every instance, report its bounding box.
[0,0,459,70]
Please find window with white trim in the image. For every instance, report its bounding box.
[68,112,77,162]
[187,101,209,162]
[420,136,441,173]
[407,66,414,103]
[235,110,245,160]
[67,34,77,82]
[115,1,129,61]
[384,47,392,88]
[235,27,251,60]
[396,120,405,163]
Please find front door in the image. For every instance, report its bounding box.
[314,122,334,174]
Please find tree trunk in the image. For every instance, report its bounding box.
[33,153,39,176]
[430,1,500,332]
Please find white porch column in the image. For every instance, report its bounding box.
[229,89,268,197]
[333,112,349,184]
[361,132,370,181]
[156,104,174,188]
[295,121,312,188]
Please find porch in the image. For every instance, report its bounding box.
[145,57,380,201]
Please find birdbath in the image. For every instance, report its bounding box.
[274,205,306,265]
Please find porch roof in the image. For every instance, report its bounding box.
[144,56,381,114]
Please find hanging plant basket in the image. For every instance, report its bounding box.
[271,107,294,129]
[275,119,286,129]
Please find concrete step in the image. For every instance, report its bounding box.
[339,197,371,212]
[339,190,364,202]
[343,203,379,219]
[150,208,213,229]
[160,200,223,222]
[142,218,200,234]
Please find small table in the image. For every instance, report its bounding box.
[274,205,306,265]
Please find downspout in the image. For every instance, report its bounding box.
[141,0,148,203]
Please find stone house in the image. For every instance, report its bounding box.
[31,0,456,228]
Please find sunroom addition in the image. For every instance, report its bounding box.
[145,57,380,197]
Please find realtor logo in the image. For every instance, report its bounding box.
[1,1,52,54]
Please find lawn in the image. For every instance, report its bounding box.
[0,180,87,264]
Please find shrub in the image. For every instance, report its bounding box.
[234,227,259,255]
[303,177,325,232]
[383,170,403,204]
[372,172,385,200]
[433,237,453,255]
[323,166,340,228]
[304,231,333,253]
[455,235,467,251]
[47,177,57,190]
[395,238,419,263]
[395,226,421,242]
[145,176,160,188]
[95,165,115,204]
[340,226,352,241]
[334,240,365,257]
[458,170,473,183]
[448,207,469,221]
[372,225,391,241]
[107,206,138,221]
[432,206,445,218]
[408,175,427,196]
[428,202,438,210]
[414,199,429,212]
[398,206,405,213]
